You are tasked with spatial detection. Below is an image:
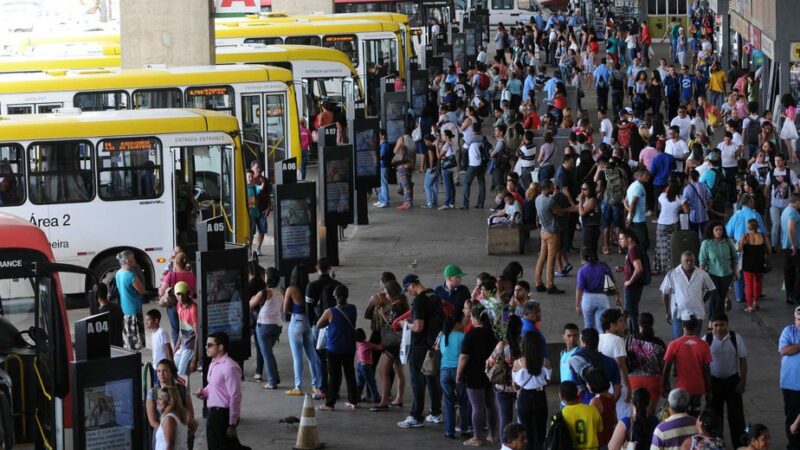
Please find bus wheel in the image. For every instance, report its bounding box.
[92,255,119,294]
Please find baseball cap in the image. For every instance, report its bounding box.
[443,264,466,278]
[794,306,800,316]
[174,281,190,295]
[707,152,720,162]
[402,274,420,292]
[668,388,689,410]
[619,107,633,116]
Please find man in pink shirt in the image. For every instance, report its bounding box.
[196,332,244,449]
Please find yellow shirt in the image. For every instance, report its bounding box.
[709,70,727,93]
[561,403,603,450]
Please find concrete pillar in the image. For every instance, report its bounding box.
[270,0,332,15]
[120,0,215,69]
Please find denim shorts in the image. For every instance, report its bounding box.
[256,214,268,234]
[601,201,624,229]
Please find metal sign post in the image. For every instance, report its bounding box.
[317,124,355,265]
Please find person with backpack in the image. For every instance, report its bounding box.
[705,313,748,444]
[460,122,487,209]
[305,257,342,400]
[559,380,602,450]
[397,274,444,429]
[596,157,628,256]
[742,102,764,158]
[609,63,625,117]
[767,154,800,250]
[593,58,612,112]
[660,251,716,340]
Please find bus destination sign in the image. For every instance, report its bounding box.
[102,138,159,153]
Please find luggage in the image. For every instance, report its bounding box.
[670,230,700,268]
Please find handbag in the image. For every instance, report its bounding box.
[316,327,328,350]
[391,149,406,167]
[441,155,457,170]
[603,273,617,296]
[158,271,178,307]
[421,332,442,377]
[486,345,509,385]
[381,326,401,347]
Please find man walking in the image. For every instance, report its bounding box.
[662,316,712,416]
[651,389,697,450]
[782,194,800,305]
[593,58,612,112]
[706,312,747,445]
[779,306,800,450]
[624,169,650,252]
[196,332,244,450]
[660,251,716,339]
[618,230,646,331]
[116,250,146,351]
[398,275,444,429]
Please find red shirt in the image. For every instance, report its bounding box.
[641,25,652,45]
[524,112,541,130]
[663,335,712,396]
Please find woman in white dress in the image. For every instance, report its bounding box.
[155,386,189,450]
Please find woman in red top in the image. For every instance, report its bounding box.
[587,368,617,446]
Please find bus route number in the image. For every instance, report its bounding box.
[282,161,297,171]
[207,222,225,233]
[29,213,71,228]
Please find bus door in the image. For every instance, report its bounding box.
[363,38,399,116]
[172,144,237,254]
[240,93,288,179]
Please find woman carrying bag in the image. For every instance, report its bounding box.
[487,315,522,444]
[316,285,358,411]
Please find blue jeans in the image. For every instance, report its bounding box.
[176,346,194,376]
[462,165,486,208]
[356,362,380,402]
[581,292,609,330]
[710,91,724,109]
[287,314,321,391]
[424,169,439,206]
[256,323,282,386]
[734,267,745,302]
[442,169,455,206]
[440,367,470,437]
[300,150,309,180]
[771,205,787,249]
[379,167,390,206]
[670,38,677,61]
[166,305,179,345]
[625,284,643,331]
[253,326,263,376]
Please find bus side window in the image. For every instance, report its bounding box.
[0,143,25,207]
[74,91,130,111]
[244,37,283,45]
[97,138,163,201]
[285,36,321,46]
[132,88,183,109]
[323,35,358,67]
[28,141,94,204]
[185,86,235,115]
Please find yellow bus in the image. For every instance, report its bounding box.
[0,109,248,294]
[0,64,298,175]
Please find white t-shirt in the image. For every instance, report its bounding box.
[765,166,800,208]
[658,192,684,225]
[598,333,626,361]
[670,116,693,142]
[665,139,689,170]
[468,139,483,167]
[625,35,637,49]
[750,162,771,185]
[600,118,614,145]
[731,131,743,147]
[476,50,487,64]
[717,141,738,168]
[151,327,170,366]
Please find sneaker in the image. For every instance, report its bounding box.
[285,389,304,396]
[253,374,262,381]
[312,388,325,400]
[423,204,433,209]
[563,263,574,275]
[554,271,566,278]
[425,414,443,424]
[374,202,386,208]
[377,203,390,208]
[547,286,565,294]
[438,205,450,210]
[373,202,383,206]
[397,416,424,429]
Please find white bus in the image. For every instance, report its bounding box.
[0,109,248,295]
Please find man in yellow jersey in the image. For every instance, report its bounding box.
[560,381,602,450]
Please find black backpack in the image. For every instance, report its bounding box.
[745,117,761,146]
[543,412,575,450]
[709,168,731,215]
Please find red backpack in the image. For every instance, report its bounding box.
[617,122,633,149]
[477,72,491,90]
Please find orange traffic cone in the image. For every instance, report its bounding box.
[293,393,321,450]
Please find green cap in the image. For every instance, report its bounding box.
[443,264,466,278]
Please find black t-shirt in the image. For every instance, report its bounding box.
[460,326,498,389]
[99,302,124,347]
[411,289,442,347]
[305,274,341,323]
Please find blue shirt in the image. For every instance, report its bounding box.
[560,347,577,383]
[664,75,679,95]
[781,206,800,250]
[439,330,465,369]
[593,65,611,89]
[679,75,696,101]
[115,269,142,316]
[326,304,357,353]
[626,181,647,223]
[521,319,549,357]
[779,324,800,390]
[682,182,710,224]
[650,153,676,186]
[379,141,392,169]
[544,78,562,101]
[522,75,535,104]
[700,167,718,191]
[534,14,545,30]
[434,283,471,313]
[725,206,767,240]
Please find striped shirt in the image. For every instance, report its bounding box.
[650,413,695,450]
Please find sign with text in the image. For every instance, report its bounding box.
[274,182,318,276]
[354,117,380,188]
[74,312,110,361]
[318,124,355,226]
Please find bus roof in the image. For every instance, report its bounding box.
[0,213,55,262]
[0,64,292,93]
[0,109,240,141]
[216,19,403,38]
[216,45,357,73]
[218,12,410,26]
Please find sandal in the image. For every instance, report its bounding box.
[345,402,357,409]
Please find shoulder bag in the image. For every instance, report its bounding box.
[158,271,178,308]
[421,332,442,377]
[486,343,509,385]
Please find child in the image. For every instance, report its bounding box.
[560,381,602,450]
[355,328,382,403]
[146,309,173,385]
[488,192,521,227]
[586,369,616,448]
